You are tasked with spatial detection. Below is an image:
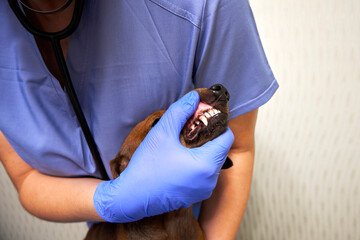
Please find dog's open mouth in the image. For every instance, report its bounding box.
[183,101,228,144]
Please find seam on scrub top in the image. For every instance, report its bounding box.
[148,0,201,28]
[24,29,70,111]
[191,0,207,85]
[141,0,184,79]
[230,78,279,118]
[73,0,93,94]
[0,66,51,76]
[0,67,55,89]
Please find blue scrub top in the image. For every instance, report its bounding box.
[0,0,278,179]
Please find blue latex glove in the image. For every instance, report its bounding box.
[93,91,234,223]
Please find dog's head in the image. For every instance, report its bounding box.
[180,84,230,148]
[110,84,230,179]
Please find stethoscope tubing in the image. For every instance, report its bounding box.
[8,0,109,180]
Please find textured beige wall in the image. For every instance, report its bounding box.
[237,0,360,239]
[1,0,359,239]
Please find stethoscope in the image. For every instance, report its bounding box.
[8,0,110,180]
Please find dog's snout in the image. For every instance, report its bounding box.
[209,84,230,101]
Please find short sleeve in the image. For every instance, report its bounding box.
[193,0,279,119]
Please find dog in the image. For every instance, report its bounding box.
[85,84,232,240]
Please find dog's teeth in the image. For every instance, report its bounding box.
[195,120,200,126]
[209,109,215,116]
[190,124,196,130]
[204,112,211,118]
[214,109,221,114]
[199,116,208,126]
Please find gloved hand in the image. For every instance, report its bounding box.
[93,91,234,223]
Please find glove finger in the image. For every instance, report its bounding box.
[160,91,200,136]
[192,127,234,165]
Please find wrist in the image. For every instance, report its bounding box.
[85,179,106,222]
[93,179,138,223]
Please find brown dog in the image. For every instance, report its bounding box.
[85,84,231,240]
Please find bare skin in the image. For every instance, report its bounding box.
[199,109,257,239]
[0,110,256,233]
[21,0,75,87]
[0,136,102,222]
[1,1,257,238]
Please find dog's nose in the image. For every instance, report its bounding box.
[209,84,230,101]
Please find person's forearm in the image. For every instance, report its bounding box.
[1,131,104,222]
[19,169,104,222]
[198,148,255,239]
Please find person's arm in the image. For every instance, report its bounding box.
[0,92,234,224]
[199,109,258,239]
[0,131,103,222]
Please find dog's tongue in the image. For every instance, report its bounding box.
[187,101,213,125]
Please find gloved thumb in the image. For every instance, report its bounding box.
[160,91,200,136]
[192,127,234,167]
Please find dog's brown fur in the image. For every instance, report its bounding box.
[85,86,230,240]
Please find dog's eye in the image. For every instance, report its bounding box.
[151,118,160,128]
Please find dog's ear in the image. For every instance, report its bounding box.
[110,155,130,179]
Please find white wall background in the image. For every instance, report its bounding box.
[1,0,359,239]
